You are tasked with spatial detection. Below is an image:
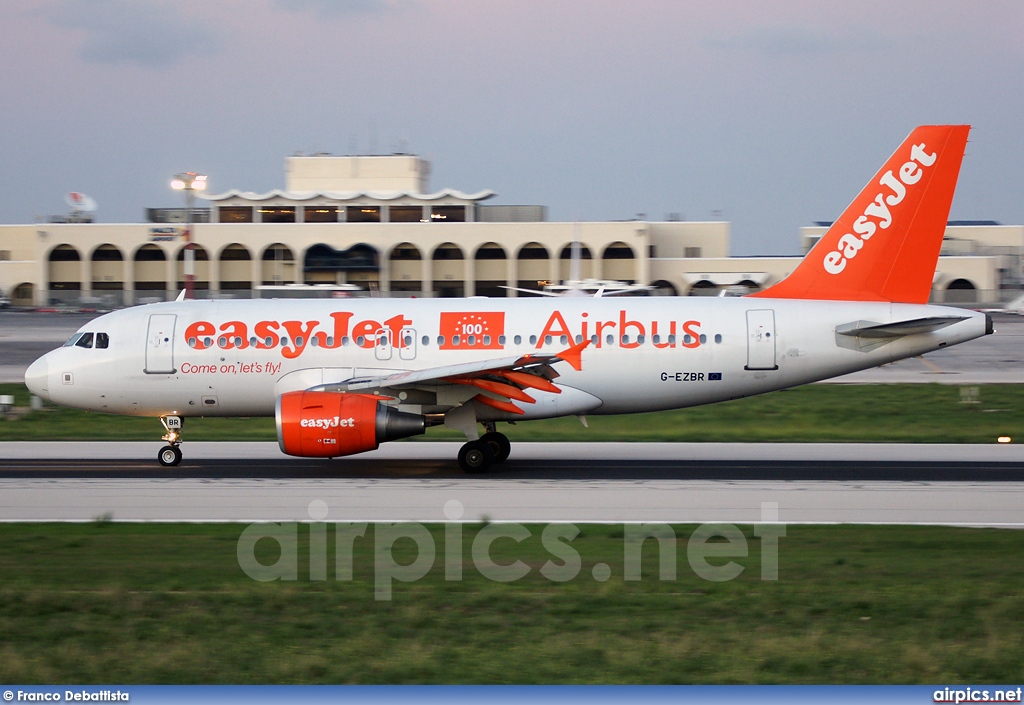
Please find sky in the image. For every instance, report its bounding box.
[1,0,1022,255]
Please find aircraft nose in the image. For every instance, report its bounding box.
[25,355,49,401]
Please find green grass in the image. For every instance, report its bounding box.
[0,522,1023,683]
[1,382,1022,443]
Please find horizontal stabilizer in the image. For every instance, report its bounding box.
[836,316,968,339]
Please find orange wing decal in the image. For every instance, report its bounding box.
[553,337,589,372]
[444,339,590,415]
[495,371,561,394]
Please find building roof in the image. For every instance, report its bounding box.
[202,189,496,203]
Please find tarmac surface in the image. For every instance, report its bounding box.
[2,442,1023,526]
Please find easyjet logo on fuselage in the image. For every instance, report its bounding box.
[184,312,412,360]
[823,142,937,275]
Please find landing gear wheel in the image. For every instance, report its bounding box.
[480,431,511,464]
[158,445,182,467]
[458,440,495,474]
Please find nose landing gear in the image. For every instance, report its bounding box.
[158,415,183,467]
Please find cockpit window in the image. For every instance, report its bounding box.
[64,332,109,349]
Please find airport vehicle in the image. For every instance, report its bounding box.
[24,125,991,471]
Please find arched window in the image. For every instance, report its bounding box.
[689,280,719,296]
[516,242,550,295]
[261,244,295,285]
[432,243,465,260]
[475,243,508,297]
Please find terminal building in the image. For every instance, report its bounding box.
[0,153,1019,308]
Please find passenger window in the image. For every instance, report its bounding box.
[75,333,94,349]
[95,333,109,349]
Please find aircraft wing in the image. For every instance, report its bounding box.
[313,339,590,415]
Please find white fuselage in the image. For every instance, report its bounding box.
[25,296,989,420]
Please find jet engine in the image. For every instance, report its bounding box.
[276,391,425,458]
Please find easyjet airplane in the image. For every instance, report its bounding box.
[24,125,991,471]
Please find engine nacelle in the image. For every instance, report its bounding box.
[276,391,425,458]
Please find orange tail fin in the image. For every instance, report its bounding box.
[751,125,970,304]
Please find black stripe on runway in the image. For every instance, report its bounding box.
[2,458,1024,481]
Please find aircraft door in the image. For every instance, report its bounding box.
[399,327,417,361]
[145,314,177,374]
[374,328,393,361]
[745,309,778,371]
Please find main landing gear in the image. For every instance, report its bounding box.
[158,415,183,467]
[457,423,512,474]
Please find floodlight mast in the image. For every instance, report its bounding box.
[170,172,206,300]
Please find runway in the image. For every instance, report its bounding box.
[2,442,1024,526]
